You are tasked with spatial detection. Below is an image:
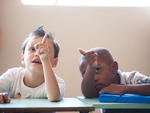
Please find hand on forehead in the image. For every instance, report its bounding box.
[33,33,49,50]
[79,48,98,67]
[78,48,96,56]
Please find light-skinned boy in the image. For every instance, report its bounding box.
[79,47,150,113]
[0,27,65,103]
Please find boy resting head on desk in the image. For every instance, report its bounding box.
[0,26,65,103]
[78,47,150,113]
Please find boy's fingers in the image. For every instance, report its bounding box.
[79,49,97,56]
[0,95,4,104]
[78,48,86,55]
[86,51,95,55]
[99,89,105,95]
[2,93,11,103]
[42,33,47,44]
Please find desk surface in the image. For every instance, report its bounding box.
[77,96,150,109]
[0,98,94,112]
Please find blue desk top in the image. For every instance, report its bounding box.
[77,96,150,109]
[99,93,150,104]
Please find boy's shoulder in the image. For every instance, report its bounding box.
[6,67,24,73]
[0,67,25,84]
[2,67,25,78]
[119,70,150,84]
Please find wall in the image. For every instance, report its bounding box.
[0,0,150,112]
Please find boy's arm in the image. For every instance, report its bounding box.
[35,34,60,101]
[126,84,150,95]
[99,72,150,95]
[99,83,150,95]
[81,65,99,98]
[79,49,98,98]
[42,58,60,101]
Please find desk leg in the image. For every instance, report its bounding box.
[80,111,89,113]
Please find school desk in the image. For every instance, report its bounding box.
[0,98,95,113]
[77,96,150,109]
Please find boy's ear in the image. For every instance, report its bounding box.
[112,61,118,74]
[52,58,58,68]
[21,53,25,65]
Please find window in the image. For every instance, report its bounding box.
[21,0,150,7]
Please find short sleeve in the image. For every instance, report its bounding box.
[120,71,150,85]
[134,72,150,84]
[0,68,15,92]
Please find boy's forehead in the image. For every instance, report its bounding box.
[80,54,107,66]
[29,36,42,43]
[27,37,51,46]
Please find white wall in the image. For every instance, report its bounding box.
[1,0,150,103]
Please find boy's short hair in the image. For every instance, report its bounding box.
[22,26,60,58]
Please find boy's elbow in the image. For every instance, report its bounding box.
[48,93,61,102]
[48,96,61,102]
[82,90,98,98]
[83,93,98,98]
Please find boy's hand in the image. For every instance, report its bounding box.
[0,92,11,104]
[34,34,50,61]
[99,84,127,95]
[79,48,97,67]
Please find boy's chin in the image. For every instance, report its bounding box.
[33,70,43,75]
[30,66,43,73]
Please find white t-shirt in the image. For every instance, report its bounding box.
[119,70,150,85]
[0,67,65,99]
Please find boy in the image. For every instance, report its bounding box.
[79,47,150,113]
[0,26,65,103]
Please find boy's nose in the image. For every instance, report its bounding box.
[94,74,99,81]
[34,51,39,56]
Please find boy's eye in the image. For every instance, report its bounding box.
[95,67,101,74]
[29,47,35,51]
[96,67,101,71]
[82,71,85,75]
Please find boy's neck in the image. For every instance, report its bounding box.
[24,71,44,88]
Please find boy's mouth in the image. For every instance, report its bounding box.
[32,59,42,64]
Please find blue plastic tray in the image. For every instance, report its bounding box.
[99,93,150,104]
